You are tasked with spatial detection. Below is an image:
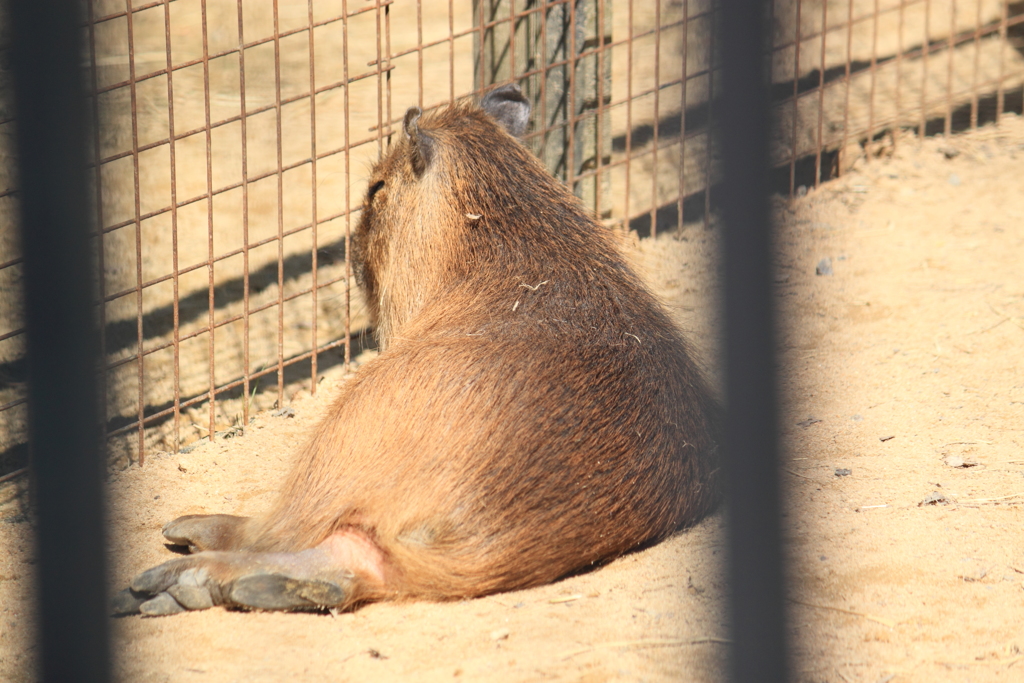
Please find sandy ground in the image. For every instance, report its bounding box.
[1,115,1022,681]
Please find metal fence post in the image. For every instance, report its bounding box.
[717,0,790,682]
[10,0,111,680]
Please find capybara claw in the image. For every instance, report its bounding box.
[167,583,215,610]
[139,592,187,616]
[110,587,147,616]
[229,574,345,611]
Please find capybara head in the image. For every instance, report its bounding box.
[353,85,585,347]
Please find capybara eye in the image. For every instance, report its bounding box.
[366,180,385,203]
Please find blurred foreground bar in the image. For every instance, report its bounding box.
[10,0,112,681]
[716,1,790,683]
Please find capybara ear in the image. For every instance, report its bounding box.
[403,106,434,175]
[480,84,530,138]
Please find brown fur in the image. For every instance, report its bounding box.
[134,87,721,611]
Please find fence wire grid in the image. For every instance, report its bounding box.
[0,0,1023,473]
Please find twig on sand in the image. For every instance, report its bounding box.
[784,468,816,481]
[561,637,730,660]
[937,655,1024,667]
[960,492,1024,504]
[788,598,897,628]
[970,301,1024,335]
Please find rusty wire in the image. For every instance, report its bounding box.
[0,0,1023,470]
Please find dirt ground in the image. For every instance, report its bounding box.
[2,115,1024,682]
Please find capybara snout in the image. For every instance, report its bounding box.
[115,83,721,617]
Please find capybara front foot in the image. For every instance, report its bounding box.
[161,514,249,552]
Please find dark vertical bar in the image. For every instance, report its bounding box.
[10,0,111,681]
[716,1,789,683]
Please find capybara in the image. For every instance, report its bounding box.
[114,84,720,616]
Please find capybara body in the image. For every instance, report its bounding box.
[116,85,720,616]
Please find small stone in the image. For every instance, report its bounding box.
[816,258,833,276]
[958,568,987,582]
[948,173,961,186]
[835,468,852,477]
[796,185,808,197]
[918,491,952,506]
[272,406,296,418]
[939,146,960,159]
[944,455,979,468]
[490,628,510,641]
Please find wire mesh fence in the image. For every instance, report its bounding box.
[0,0,1022,474]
